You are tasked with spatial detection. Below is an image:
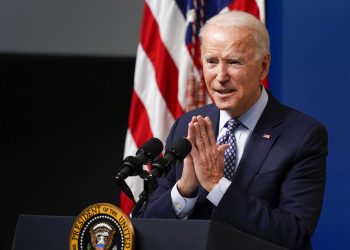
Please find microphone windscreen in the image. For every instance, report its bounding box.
[139,137,164,160]
[167,137,192,160]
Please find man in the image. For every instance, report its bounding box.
[139,11,328,250]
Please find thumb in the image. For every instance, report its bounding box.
[217,143,229,156]
[184,153,193,163]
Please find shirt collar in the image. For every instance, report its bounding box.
[219,86,269,132]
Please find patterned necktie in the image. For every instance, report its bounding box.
[217,118,241,181]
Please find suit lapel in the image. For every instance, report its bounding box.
[233,93,284,190]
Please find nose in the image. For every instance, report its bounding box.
[216,63,229,83]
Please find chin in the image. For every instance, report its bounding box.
[214,101,235,111]
[212,96,233,107]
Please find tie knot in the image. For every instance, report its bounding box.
[227,118,241,132]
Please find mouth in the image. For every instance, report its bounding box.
[215,89,236,95]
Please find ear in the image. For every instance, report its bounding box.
[259,53,271,81]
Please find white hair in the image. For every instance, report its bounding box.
[199,11,270,60]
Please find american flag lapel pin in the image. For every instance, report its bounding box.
[263,134,271,139]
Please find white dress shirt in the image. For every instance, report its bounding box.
[171,87,269,218]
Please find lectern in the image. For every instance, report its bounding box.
[12,214,287,250]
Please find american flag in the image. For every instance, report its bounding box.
[121,0,266,215]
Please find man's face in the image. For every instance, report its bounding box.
[201,26,270,117]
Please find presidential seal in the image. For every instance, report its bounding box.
[70,203,134,250]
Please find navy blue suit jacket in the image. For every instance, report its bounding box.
[140,92,328,250]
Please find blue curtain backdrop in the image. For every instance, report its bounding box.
[266,1,350,249]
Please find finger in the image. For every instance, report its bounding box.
[190,115,198,125]
[188,115,198,127]
[197,116,210,148]
[194,121,205,152]
[187,118,195,138]
[204,116,216,146]
[187,120,199,158]
[217,144,229,156]
[216,144,229,169]
[201,116,218,163]
[184,153,194,167]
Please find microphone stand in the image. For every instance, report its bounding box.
[131,157,177,217]
[131,174,157,217]
[115,169,150,205]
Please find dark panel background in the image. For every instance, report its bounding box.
[0,54,134,249]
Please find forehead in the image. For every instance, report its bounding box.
[202,26,254,54]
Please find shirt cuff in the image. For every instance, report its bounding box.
[171,183,198,219]
[206,177,231,207]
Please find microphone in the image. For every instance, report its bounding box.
[150,137,192,178]
[116,137,163,181]
[131,138,191,216]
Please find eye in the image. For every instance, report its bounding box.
[205,57,218,64]
[228,59,241,65]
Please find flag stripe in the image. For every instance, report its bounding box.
[255,0,265,23]
[134,44,175,143]
[146,0,200,109]
[146,0,186,68]
[128,90,153,147]
[141,3,184,119]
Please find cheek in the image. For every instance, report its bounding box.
[227,68,247,84]
[203,69,215,85]
[233,67,258,84]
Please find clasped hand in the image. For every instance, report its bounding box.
[177,116,228,197]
